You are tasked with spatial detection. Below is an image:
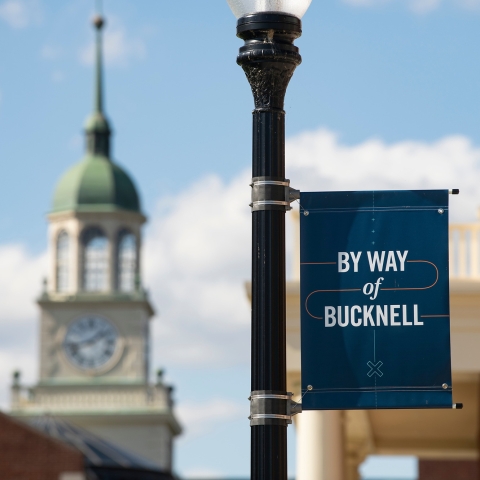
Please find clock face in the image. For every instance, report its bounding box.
[63,315,118,370]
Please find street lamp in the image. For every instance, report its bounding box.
[228,0,311,19]
[227,1,311,479]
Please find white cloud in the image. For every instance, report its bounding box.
[145,173,252,368]
[182,467,227,479]
[286,129,480,223]
[177,397,246,440]
[79,18,146,68]
[0,244,47,322]
[1,128,480,412]
[409,0,442,13]
[0,244,47,408]
[143,130,480,371]
[0,0,41,29]
[342,0,479,13]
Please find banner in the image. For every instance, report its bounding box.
[300,190,452,410]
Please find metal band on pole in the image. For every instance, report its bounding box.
[251,177,300,211]
[249,391,292,426]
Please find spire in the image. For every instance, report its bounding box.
[94,15,104,114]
[85,14,111,158]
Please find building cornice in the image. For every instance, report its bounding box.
[37,292,155,317]
[47,208,147,225]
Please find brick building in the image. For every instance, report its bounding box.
[0,412,175,480]
[419,459,478,480]
[0,412,84,480]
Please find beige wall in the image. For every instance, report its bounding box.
[80,417,174,470]
[38,302,150,382]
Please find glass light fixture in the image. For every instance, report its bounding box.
[227,0,312,19]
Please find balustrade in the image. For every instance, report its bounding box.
[449,223,480,279]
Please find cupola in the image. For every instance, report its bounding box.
[51,15,140,215]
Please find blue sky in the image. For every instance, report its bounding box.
[0,0,479,478]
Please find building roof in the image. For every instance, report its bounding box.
[52,154,140,213]
[52,14,141,215]
[32,415,174,480]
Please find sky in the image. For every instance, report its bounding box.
[0,0,480,478]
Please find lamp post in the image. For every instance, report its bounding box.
[227,1,311,479]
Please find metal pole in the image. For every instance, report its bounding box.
[235,13,302,480]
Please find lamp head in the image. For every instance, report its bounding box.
[227,0,312,19]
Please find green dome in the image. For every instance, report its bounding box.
[85,112,110,133]
[52,154,141,213]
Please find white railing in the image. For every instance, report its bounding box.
[10,384,171,411]
[449,223,480,279]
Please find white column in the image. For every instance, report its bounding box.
[471,226,479,278]
[296,410,345,480]
[72,220,82,292]
[458,229,467,277]
[48,223,58,292]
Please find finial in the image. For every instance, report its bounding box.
[84,5,111,158]
[12,370,21,386]
[135,274,141,292]
[94,0,104,28]
[92,15,105,30]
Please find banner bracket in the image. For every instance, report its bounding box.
[250,177,300,211]
[248,391,302,426]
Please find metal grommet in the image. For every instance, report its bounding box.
[442,383,448,389]
[307,385,313,391]
[438,209,444,214]
[304,211,309,216]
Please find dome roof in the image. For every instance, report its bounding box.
[52,154,140,213]
[85,111,110,133]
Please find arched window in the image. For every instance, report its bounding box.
[56,231,69,292]
[82,227,109,292]
[117,230,137,292]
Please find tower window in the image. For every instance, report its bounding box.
[56,231,69,292]
[82,227,109,292]
[117,230,137,292]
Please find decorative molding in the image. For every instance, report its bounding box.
[241,61,298,111]
[11,383,171,412]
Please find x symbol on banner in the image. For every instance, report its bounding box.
[367,361,383,377]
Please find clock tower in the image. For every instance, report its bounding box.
[11,15,181,473]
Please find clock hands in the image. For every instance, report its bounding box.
[64,316,118,370]
[65,328,113,358]
[78,328,112,347]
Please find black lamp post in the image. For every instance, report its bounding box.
[227,1,311,479]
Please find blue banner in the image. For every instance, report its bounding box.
[300,190,452,410]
